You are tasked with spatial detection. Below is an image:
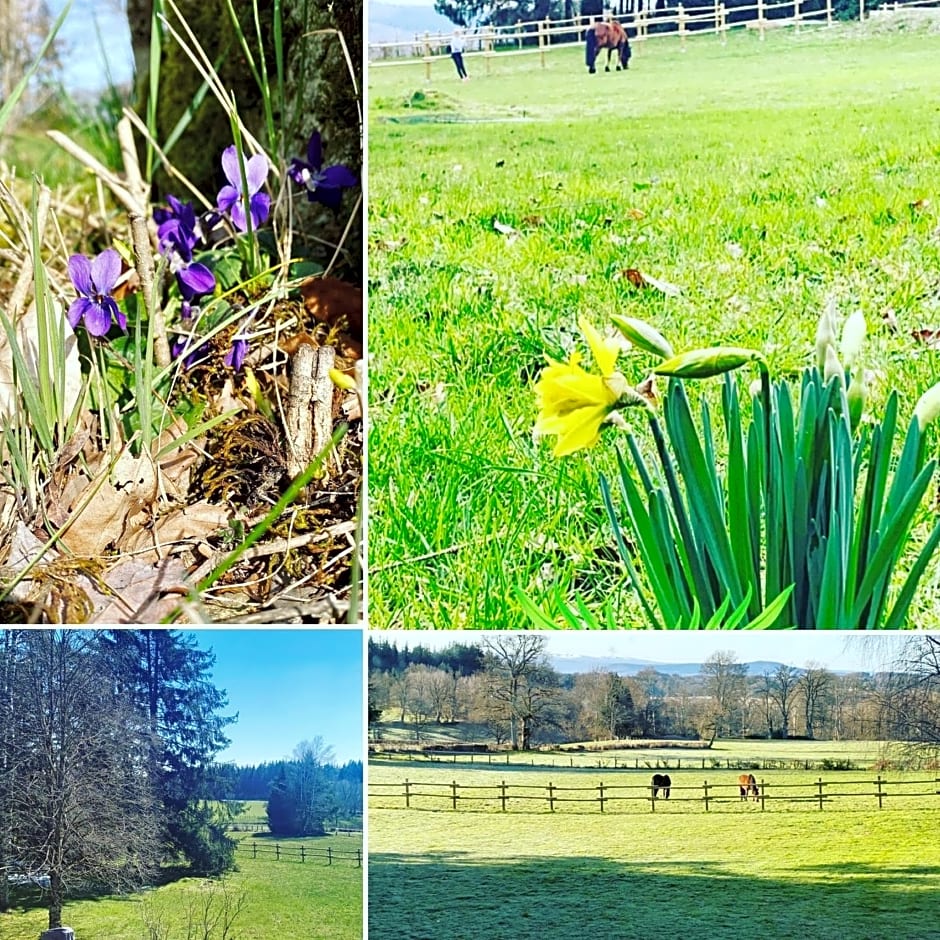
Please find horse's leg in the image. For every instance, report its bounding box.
[605,48,612,72]
[586,32,597,73]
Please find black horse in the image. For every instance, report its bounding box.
[586,21,632,74]
[651,773,671,799]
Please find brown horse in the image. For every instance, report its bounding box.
[738,773,759,802]
[651,773,671,799]
[586,21,632,74]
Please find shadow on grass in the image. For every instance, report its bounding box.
[368,852,940,940]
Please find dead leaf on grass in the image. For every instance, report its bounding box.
[911,328,940,349]
[119,500,232,562]
[617,268,683,297]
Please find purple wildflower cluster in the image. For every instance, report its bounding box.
[288,131,357,210]
[66,131,355,368]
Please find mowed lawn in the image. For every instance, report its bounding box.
[1,830,363,940]
[368,22,940,628]
[369,763,940,938]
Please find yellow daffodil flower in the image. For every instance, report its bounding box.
[535,317,630,457]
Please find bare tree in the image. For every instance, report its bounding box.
[701,651,748,739]
[8,630,161,929]
[629,668,666,737]
[481,635,549,749]
[764,664,801,739]
[799,663,833,739]
[877,636,940,766]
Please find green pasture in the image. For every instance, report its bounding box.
[369,803,939,939]
[367,22,940,628]
[369,744,940,938]
[371,735,893,769]
[0,830,363,940]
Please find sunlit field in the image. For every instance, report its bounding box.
[368,21,940,628]
[369,749,940,938]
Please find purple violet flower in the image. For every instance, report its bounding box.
[171,336,211,370]
[67,249,127,336]
[288,131,357,210]
[154,194,198,263]
[176,262,216,321]
[224,337,249,372]
[217,146,270,232]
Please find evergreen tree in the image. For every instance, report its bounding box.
[102,631,236,875]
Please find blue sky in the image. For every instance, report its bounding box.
[50,0,133,92]
[187,629,364,767]
[377,631,888,672]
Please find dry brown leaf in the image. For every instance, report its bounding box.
[626,208,646,221]
[60,449,158,555]
[912,328,940,350]
[82,556,191,624]
[619,268,682,297]
[300,276,363,338]
[119,500,232,562]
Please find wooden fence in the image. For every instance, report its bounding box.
[369,749,879,773]
[369,775,940,814]
[235,841,362,866]
[368,0,940,76]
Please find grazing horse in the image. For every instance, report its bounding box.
[585,21,632,74]
[738,773,759,802]
[651,773,671,799]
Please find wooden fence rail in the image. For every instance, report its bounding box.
[368,0,940,75]
[369,776,940,814]
[235,841,362,866]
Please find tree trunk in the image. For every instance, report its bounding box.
[48,870,64,929]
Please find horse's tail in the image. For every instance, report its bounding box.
[586,27,597,69]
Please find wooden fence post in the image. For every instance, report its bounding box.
[423,33,432,82]
[599,781,607,813]
[357,849,362,867]
[703,780,711,812]
[858,0,864,20]
[760,779,766,812]
[826,0,833,26]
[650,783,656,812]
[548,782,556,812]
[276,843,281,861]
[876,774,884,809]
[719,3,727,43]
[758,0,766,40]
[404,778,411,809]
[500,780,508,812]
[301,846,306,863]
[328,847,333,865]
[794,0,802,33]
[451,780,459,810]
[816,777,824,811]
[252,842,257,859]
[484,26,494,77]
[678,4,687,50]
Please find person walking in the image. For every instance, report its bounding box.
[450,28,469,81]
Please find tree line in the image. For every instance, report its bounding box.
[369,636,940,761]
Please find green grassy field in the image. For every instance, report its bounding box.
[368,21,940,628]
[1,821,363,939]
[369,753,940,938]
[370,734,896,768]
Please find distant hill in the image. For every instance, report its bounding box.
[370,3,457,44]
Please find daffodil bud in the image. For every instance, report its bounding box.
[330,368,358,391]
[815,298,838,372]
[654,346,765,379]
[840,309,866,370]
[610,315,675,360]
[847,369,867,432]
[823,345,843,385]
[914,381,940,431]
